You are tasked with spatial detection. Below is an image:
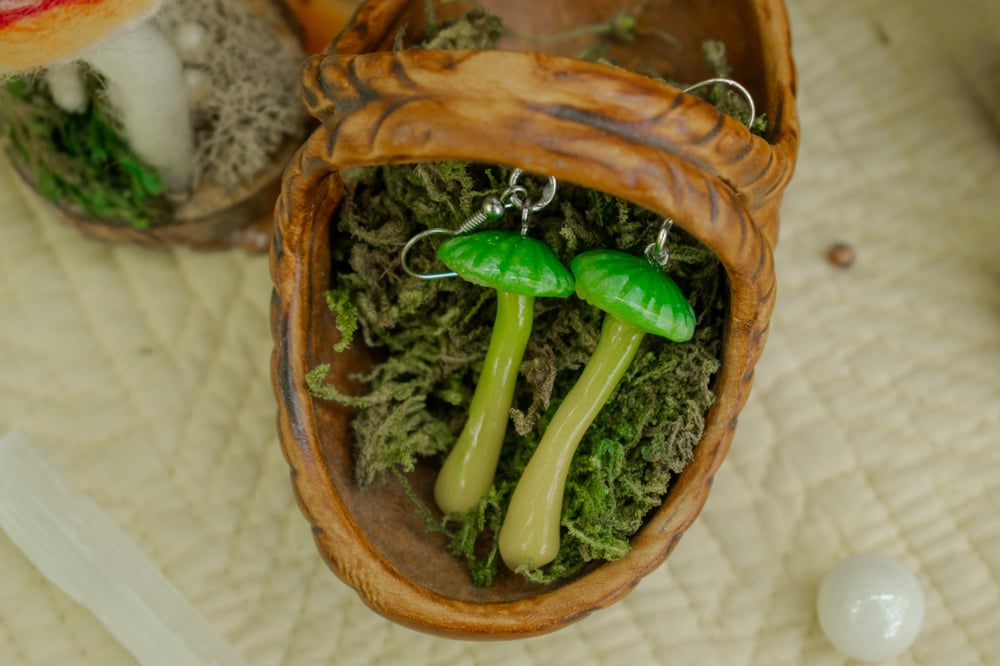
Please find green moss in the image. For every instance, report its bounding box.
[310,160,725,585]
[0,71,172,230]
[324,288,360,352]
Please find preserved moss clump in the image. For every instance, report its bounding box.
[307,159,726,585]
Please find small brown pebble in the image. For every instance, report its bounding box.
[827,242,855,268]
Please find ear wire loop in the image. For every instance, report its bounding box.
[645,218,674,267]
[682,77,756,130]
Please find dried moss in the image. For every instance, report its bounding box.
[307,160,726,584]
[306,9,735,585]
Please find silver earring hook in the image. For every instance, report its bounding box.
[507,169,557,237]
[400,169,558,279]
[400,229,461,280]
[645,218,674,267]
[400,195,506,280]
[683,77,756,130]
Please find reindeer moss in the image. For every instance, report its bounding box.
[306,9,736,586]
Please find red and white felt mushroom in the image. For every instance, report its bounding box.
[0,0,195,192]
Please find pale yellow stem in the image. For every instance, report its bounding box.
[498,314,644,569]
[434,290,533,515]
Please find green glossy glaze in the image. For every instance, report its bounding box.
[571,250,695,342]
[437,231,574,298]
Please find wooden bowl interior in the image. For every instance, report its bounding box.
[35,136,299,252]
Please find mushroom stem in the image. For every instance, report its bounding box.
[498,314,644,569]
[78,20,194,193]
[45,62,87,114]
[434,289,534,515]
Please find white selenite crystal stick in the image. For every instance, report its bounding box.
[0,431,248,666]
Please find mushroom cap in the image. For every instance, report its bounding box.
[571,249,696,342]
[0,0,162,73]
[437,230,574,298]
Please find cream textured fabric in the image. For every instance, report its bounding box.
[1,0,998,663]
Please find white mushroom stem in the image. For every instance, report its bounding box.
[45,62,87,114]
[76,19,194,193]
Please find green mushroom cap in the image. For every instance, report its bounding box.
[571,249,696,342]
[437,230,574,298]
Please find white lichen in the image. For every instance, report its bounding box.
[156,0,307,190]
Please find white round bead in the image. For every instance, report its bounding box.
[482,197,506,221]
[817,553,925,662]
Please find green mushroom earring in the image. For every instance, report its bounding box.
[401,170,575,516]
[399,105,745,563]
[496,77,756,570]
[498,219,696,570]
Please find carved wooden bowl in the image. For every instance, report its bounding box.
[271,0,798,638]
